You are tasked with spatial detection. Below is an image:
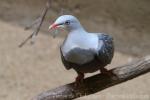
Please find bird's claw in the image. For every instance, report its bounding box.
[75,73,84,87]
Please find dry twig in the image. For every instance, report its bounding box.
[19,0,51,47]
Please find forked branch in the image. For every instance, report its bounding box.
[19,0,51,47]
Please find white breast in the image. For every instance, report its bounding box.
[62,31,99,57]
[61,33,99,64]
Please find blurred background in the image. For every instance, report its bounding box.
[0,0,150,100]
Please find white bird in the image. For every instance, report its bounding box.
[49,15,114,85]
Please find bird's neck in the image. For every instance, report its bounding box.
[67,24,88,41]
[68,23,86,33]
[70,28,86,35]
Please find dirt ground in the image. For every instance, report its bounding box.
[0,0,150,100]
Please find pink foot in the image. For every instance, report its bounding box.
[75,73,84,86]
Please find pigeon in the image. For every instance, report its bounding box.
[49,15,114,84]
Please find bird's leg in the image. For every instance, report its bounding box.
[100,67,115,76]
[75,72,84,86]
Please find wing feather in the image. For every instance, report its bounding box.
[97,33,114,64]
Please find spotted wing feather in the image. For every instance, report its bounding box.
[97,33,114,64]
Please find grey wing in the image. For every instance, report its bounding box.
[64,48,95,65]
[60,47,72,70]
[60,47,95,70]
[97,33,114,64]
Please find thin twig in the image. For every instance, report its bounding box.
[24,17,42,30]
[19,0,51,48]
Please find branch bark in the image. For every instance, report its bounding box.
[32,56,150,100]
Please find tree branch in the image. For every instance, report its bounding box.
[32,56,150,100]
[19,0,51,48]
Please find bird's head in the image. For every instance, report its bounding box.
[49,15,83,32]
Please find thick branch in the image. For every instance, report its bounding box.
[32,56,150,100]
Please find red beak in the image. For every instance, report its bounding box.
[49,23,59,30]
